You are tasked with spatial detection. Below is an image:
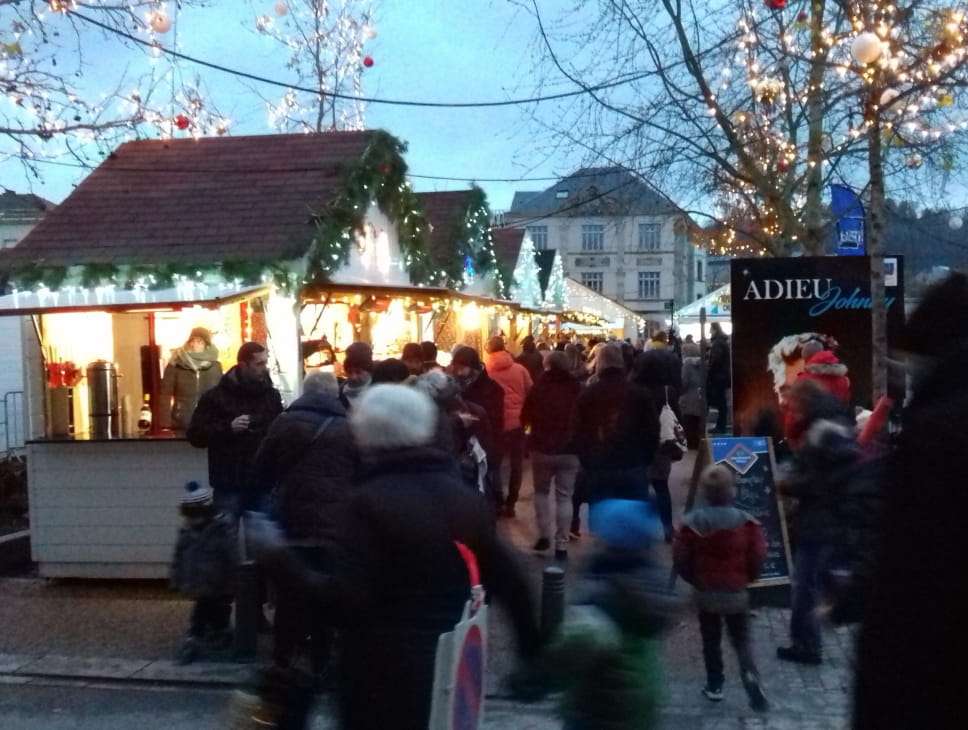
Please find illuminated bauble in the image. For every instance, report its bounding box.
[797,11,808,22]
[879,88,900,108]
[174,114,190,130]
[851,32,883,64]
[764,0,787,8]
[365,27,377,40]
[363,56,374,68]
[777,159,789,172]
[905,153,923,169]
[274,1,289,15]
[149,10,172,34]
[949,215,963,230]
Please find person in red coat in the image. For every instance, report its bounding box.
[673,465,768,712]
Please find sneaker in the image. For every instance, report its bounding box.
[532,538,551,552]
[776,645,822,665]
[554,549,568,561]
[177,637,199,665]
[702,685,724,702]
[742,670,768,712]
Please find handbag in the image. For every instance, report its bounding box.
[427,541,488,730]
[659,386,687,461]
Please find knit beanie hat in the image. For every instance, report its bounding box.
[181,480,213,506]
[187,327,213,347]
[350,384,437,451]
[589,499,662,551]
[401,343,424,362]
[343,342,374,372]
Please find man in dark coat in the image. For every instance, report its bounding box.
[853,273,968,729]
[187,342,283,516]
[247,370,356,675]
[575,344,659,503]
[450,345,505,513]
[707,322,731,433]
[515,335,545,383]
[249,384,541,730]
[520,350,581,559]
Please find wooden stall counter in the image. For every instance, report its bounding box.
[27,436,209,579]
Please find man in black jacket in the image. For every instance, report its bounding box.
[520,351,581,560]
[187,342,283,517]
[575,344,659,504]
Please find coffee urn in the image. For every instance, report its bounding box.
[86,360,120,438]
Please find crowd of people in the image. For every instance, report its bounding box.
[165,271,968,730]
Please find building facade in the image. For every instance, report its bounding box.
[504,167,706,327]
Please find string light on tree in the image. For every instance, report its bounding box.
[149,10,172,34]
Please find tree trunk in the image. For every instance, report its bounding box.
[801,0,829,256]
[867,106,888,403]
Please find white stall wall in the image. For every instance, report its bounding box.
[0,316,26,451]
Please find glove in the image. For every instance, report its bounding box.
[244,511,286,562]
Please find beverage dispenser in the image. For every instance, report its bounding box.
[86,360,120,438]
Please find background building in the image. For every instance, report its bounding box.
[503,167,706,331]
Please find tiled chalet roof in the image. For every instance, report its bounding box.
[417,190,475,266]
[490,227,525,270]
[508,167,680,218]
[0,189,54,218]
[1,131,379,268]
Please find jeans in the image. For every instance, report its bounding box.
[699,610,757,689]
[650,477,673,538]
[532,452,580,551]
[790,541,834,654]
[189,595,232,638]
[494,428,526,508]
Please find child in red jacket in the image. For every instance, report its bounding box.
[673,465,768,711]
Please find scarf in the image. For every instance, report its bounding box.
[172,345,220,373]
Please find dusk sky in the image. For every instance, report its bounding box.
[1,1,586,213]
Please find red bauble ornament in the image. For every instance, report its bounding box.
[764,0,787,8]
[380,164,390,174]
[174,114,190,130]
[363,56,374,68]
[797,11,808,21]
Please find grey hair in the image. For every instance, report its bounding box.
[303,370,339,397]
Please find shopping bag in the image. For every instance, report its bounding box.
[428,542,488,730]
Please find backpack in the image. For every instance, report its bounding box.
[658,387,687,461]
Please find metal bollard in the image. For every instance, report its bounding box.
[234,558,259,662]
[540,565,566,640]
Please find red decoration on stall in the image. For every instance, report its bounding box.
[174,114,190,130]
[363,56,374,68]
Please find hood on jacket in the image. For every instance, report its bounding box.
[287,390,346,417]
[485,349,516,372]
[803,350,848,376]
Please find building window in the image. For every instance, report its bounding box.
[581,271,604,293]
[527,225,548,250]
[581,223,604,251]
[638,223,661,251]
[696,259,704,282]
[638,271,661,299]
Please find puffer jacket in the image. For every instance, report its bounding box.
[186,366,283,494]
[158,347,223,429]
[798,350,851,403]
[170,514,237,598]
[679,356,705,417]
[248,390,356,546]
[673,505,765,613]
[485,350,533,430]
[520,367,580,454]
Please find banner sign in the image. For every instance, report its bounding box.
[830,184,866,256]
[729,256,904,440]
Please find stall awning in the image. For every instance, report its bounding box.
[0,283,270,316]
[674,284,730,323]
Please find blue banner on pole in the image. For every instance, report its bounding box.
[830,184,865,256]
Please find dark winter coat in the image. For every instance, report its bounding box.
[515,348,545,384]
[633,346,682,395]
[854,341,968,730]
[158,348,223,430]
[520,368,580,455]
[170,514,237,598]
[186,366,283,495]
[673,506,766,613]
[261,446,541,730]
[707,330,731,389]
[460,366,505,455]
[248,391,356,546]
[575,367,659,471]
[798,350,851,404]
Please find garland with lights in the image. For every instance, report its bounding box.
[434,185,507,297]
[560,310,607,327]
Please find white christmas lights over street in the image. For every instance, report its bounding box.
[851,32,883,65]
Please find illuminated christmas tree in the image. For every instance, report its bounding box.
[511,233,541,309]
